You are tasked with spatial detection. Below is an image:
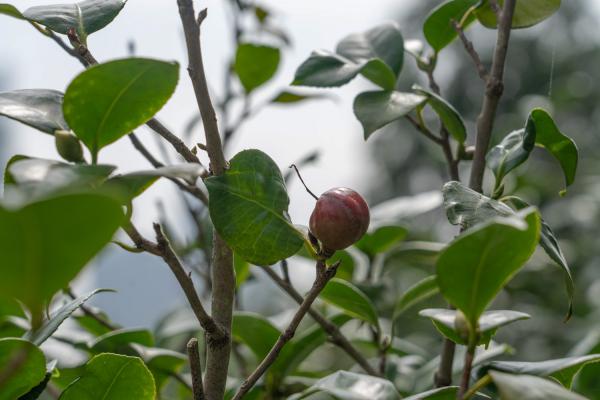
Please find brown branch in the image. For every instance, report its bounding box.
[187,338,206,400]
[232,261,340,400]
[261,265,380,377]
[405,115,443,144]
[65,288,117,331]
[145,118,201,164]
[452,21,488,81]
[458,343,476,398]
[67,28,98,66]
[468,0,516,193]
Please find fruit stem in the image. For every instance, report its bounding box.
[290,164,319,200]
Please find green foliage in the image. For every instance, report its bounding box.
[89,328,154,354]
[234,43,280,92]
[488,370,586,400]
[232,312,280,360]
[393,275,439,319]
[59,353,156,400]
[0,3,24,19]
[355,225,408,257]
[476,0,561,29]
[0,338,46,400]
[288,371,401,400]
[63,58,179,160]
[205,149,304,266]
[320,278,379,329]
[423,0,479,53]
[412,85,467,143]
[0,89,67,134]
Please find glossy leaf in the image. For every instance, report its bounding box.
[476,0,561,29]
[205,149,304,266]
[393,275,439,319]
[488,371,586,400]
[232,312,280,360]
[89,328,154,354]
[23,0,127,43]
[436,208,540,325]
[288,370,401,400]
[320,278,379,328]
[235,43,280,92]
[419,308,530,345]
[404,386,484,400]
[355,225,408,257]
[0,192,123,316]
[24,288,113,346]
[485,354,600,389]
[413,84,466,143]
[423,0,479,52]
[0,89,67,134]
[63,58,179,159]
[353,90,426,139]
[486,128,534,185]
[0,338,46,400]
[59,353,155,400]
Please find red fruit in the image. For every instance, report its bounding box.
[309,187,370,253]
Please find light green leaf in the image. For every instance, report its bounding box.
[0,89,67,134]
[320,278,379,328]
[270,90,329,104]
[23,0,127,43]
[0,192,123,316]
[63,58,179,160]
[393,275,439,319]
[59,353,155,400]
[235,43,280,93]
[355,225,408,257]
[89,328,154,354]
[136,346,186,391]
[232,312,280,360]
[0,3,25,19]
[413,84,466,143]
[24,288,114,346]
[488,371,586,400]
[423,0,479,52]
[476,0,561,29]
[233,253,251,288]
[205,149,304,266]
[436,208,540,325]
[404,386,489,400]
[0,338,46,400]
[486,128,535,185]
[353,90,426,139]
[288,371,401,400]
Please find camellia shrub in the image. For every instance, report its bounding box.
[0,0,597,399]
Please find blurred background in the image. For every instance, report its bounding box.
[1,0,600,396]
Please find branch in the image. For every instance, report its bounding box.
[65,288,117,331]
[232,261,340,400]
[145,118,201,164]
[405,115,443,144]
[187,338,206,400]
[452,21,488,81]
[261,265,379,377]
[458,342,476,398]
[468,0,516,193]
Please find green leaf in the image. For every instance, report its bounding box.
[484,355,600,389]
[233,253,251,288]
[24,288,114,346]
[486,128,535,185]
[328,250,355,281]
[412,84,467,143]
[205,149,304,266]
[59,353,155,400]
[488,371,586,400]
[419,308,530,346]
[288,370,401,400]
[393,275,439,319]
[0,338,46,400]
[404,386,488,400]
[476,0,561,29]
[0,3,25,19]
[90,328,154,354]
[136,347,186,391]
[63,58,179,159]
[436,208,540,326]
[320,278,379,329]
[423,0,479,52]
[353,90,426,139]
[355,225,407,257]
[270,91,329,104]
[0,192,123,316]
[0,89,68,134]
[23,0,127,43]
[232,312,280,360]
[234,43,280,93]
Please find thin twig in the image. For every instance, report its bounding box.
[289,164,319,200]
[187,338,206,400]
[67,28,98,66]
[65,288,117,331]
[146,118,201,164]
[405,115,443,144]
[458,343,476,398]
[280,259,291,285]
[233,261,340,399]
[452,20,488,81]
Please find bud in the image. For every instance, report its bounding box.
[454,310,471,343]
[55,130,84,163]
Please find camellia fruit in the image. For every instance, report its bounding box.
[309,187,370,254]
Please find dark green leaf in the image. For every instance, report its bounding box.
[205,149,304,266]
[59,353,155,399]
[23,0,127,43]
[413,84,466,143]
[393,275,439,319]
[288,370,401,400]
[270,91,329,104]
[488,371,586,400]
[293,50,375,88]
[0,338,46,400]
[136,347,186,391]
[486,128,535,185]
[320,278,379,328]
[234,43,280,93]
[0,192,123,316]
[436,208,540,326]
[423,0,479,52]
[476,0,561,29]
[232,312,280,360]
[24,289,114,346]
[355,225,407,257]
[0,4,25,19]
[0,89,67,134]
[353,90,426,139]
[89,328,154,354]
[63,58,179,159]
